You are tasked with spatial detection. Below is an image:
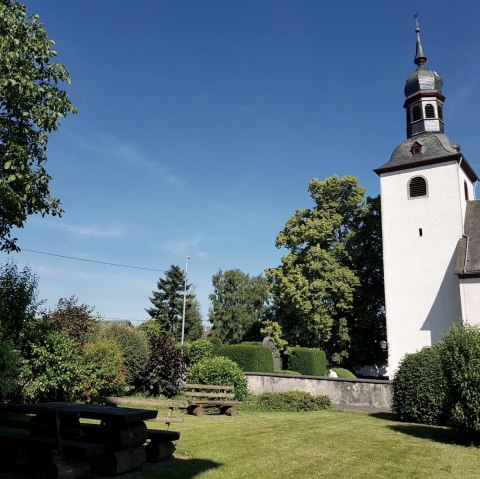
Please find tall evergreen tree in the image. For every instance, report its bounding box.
[146,265,202,342]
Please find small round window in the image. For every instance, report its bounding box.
[409,176,428,198]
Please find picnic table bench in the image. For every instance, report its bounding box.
[183,384,241,416]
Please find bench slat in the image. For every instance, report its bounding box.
[185,391,235,399]
[187,400,241,407]
[183,384,234,391]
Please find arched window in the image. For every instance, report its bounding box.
[409,176,428,198]
[412,105,422,121]
[465,181,470,201]
[425,104,435,118]
[438,105,443,120]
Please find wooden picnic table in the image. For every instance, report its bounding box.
[0,402,159,477]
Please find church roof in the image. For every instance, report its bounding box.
[374,132,478,181]
[455,201,480,277]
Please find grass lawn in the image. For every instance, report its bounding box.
[133,408,479,479]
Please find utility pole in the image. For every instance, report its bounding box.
[181,255,190,345]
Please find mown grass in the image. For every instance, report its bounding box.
[130,409,480,479]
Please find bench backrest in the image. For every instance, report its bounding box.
[183,384,235,399]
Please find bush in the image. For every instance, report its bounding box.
[287,347,327,376]
[96,322,149,386]
[0,336,19,400]
[217,343,274,373]
[392,346,448,425]
[331,367,356,379]
[242,391,331,412]
[142,335,187,398]
[208,336,223,353]
[187,356,248,401]
[274,369,301,376]
[183,339,214,366]
[19,331,81,403]
[438,324,480,431]
[137,319,163,338]
[79,339,128,401]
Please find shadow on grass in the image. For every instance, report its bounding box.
[388,423,479,447]
[139,457,222,478]
[368,411,400,422]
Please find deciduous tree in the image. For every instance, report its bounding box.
[0,1,77,252]
[208,269,270,344]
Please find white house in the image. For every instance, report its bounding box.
[374,21,480,375]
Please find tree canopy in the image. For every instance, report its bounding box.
[0,1,77,252]
[208,269,271,344]
[146,265,203,342]
[266,175,385,365]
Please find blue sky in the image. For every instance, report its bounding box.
[3,0,480,325]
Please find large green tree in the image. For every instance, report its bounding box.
[0,1,77,252]
[266,175,385,364]
[146,265,203,342]
[208,269,271,344]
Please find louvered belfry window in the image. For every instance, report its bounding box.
[409,176,427,198]
[425,104,435,118]
[412,105,421,121]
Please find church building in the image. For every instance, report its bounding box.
[374,21,480,375]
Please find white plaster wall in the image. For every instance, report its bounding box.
[459,278,480,326]
[380,161,464,375]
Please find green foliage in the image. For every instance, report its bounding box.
[146,265,202,342]
[217,343,274,373]
[392,346,448,425]
[331,367,356,378]
[208,269,271,344]
[437,324,480,432]
[137,319,162,338]
[241,391,331,412]
[0,335,19,399]
[79,339,128,401]
[208,336,223,353]
[187,356,248,401]
[142,334,187,398]
[287,347,327,377]
[183,339,214,366]
[274,369,301,375]
[260,320,288,352]
[267,176,385,365]
[0,1,77,252]
[19,331,80,402]
[0,261,40,345]
[96,321,149,386]
[43,296,98,348]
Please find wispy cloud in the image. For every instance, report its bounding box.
[55,222,126,239]
[77,133,185,186]
[164,237,209,259]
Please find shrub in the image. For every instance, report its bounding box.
[392,346,448,425]
[96,322,149,386]
[0,336,19,400]
[274,369,301,376]
[287,347,327,376]
[208,336,223,353]
[19,331,81,403]
[142,335,187,398]
[183,339,214,366]
[242,391,331,412]
[217,343,274,373]
[331,367,356,379]
[43,296,98,348]
[137,319,163,338]
[79,339,128,401]
[187,356,248,401]
[438,324,480,431]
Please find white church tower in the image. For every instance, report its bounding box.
[374,19,479,375]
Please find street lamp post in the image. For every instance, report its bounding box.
[181,255,190,345]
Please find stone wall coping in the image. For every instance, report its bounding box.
[245,372,391,386]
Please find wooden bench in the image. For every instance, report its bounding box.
[183,384,242,416]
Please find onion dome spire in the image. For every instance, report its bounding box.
[414,13,427,66]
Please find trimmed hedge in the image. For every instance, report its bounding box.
[287,347,327,376]
[331,367,356,379]
[217,343,274,373]
[392,346,448,425]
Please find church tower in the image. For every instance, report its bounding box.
[374,19,478,375]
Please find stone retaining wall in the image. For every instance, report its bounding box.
[245,372,392,409]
